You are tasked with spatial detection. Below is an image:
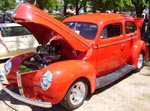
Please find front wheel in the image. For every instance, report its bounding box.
[61,79,88,110]
[135,53,144,72]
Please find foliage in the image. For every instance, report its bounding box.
[43,0,62,10]
[70,0,147,17]
[70,0,88,15]
[131,0,147,17]
[0,0,17,11]
[88,0,133,12]
[63,0,72,15]
[0,0,149,17]
[27,0,62,11]
[18,65,31,73]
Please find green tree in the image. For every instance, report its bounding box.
[18,0,149,17]
[0,0,17,11]
[93,0,148,17]
[27,0,62,11]
[131,0,147,17]
[71,0,88,15]
[87,0,133,13]
[63,0,71,16]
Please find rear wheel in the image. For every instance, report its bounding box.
[135,53,144,72]
[61,79,88,110]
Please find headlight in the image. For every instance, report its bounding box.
[4,60,12,75]
[40,71,52,90]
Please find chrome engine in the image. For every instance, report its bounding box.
[19,43,67,72]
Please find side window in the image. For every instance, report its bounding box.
[125,21,136,34]
[1,26,31,37]
[101,23,122,39]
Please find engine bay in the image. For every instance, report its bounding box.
[17,33,85,73]
[18,42,68,72]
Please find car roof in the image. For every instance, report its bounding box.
[63,13,134,24]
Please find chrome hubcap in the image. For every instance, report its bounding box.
[69,81,86,105]
[137,54,143,69]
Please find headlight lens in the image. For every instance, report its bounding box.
[4,60,12,75]
[40,71,52,90]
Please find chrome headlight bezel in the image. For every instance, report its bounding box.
[40,71,52,90]
[4,60,12,75]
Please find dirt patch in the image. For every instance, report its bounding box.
[0,65,150,111]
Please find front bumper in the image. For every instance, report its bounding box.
[0,71,52,108]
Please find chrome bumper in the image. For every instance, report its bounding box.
[0,72,52,108]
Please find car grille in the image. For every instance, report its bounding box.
[16,72,25,96]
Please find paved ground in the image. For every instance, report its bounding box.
[0,63,150,111]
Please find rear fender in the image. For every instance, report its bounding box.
[131,40,148,68]
[134,17,144,29]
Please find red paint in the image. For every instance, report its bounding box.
[5,2,148,106]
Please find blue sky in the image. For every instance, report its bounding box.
[16,0,22,2]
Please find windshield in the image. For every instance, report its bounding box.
[65,22,98,39]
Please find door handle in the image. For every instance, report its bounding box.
[121,43,126,51]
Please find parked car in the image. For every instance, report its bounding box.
[0,23,39,60]
[0,2,148,110]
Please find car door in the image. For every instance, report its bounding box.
[96,22,127,76]
[123,21,139,61]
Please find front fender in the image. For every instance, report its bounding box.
[131,40,148,68]
[42,60,96,104]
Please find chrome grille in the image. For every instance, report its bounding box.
[16,72,25,96]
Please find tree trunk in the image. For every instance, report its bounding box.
[37,0,43,10]
[131,0,146,17]
[83,1,87,13]
[4,0,9,7]
[75,0,79,15]
[135,7,143,17]
[91,0,96,13]
[64,3,68,16]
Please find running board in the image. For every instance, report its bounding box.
[96,65,134,89]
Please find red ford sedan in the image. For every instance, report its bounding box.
[0,2,148,110]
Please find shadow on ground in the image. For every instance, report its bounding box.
[0,90,68,111]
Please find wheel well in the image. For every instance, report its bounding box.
[60,77,91,110]
[75,77,92,96]
[141,50,145,59]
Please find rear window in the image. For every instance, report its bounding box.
[1,26,31,37]
[65,22,98,39]
[125,21,137,34]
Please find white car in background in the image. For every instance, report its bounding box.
[0,23,39,60]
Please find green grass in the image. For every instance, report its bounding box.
[18,65,31,73]
[53,14,66,21]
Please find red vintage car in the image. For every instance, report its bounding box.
[0,2,148,110]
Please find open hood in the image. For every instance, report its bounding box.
[12,2,90,52]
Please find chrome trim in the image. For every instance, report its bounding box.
[16,72,24,96]
[40,71,52,91]
[4,60,12,75]
[0,81,52,108]
[0,71,52,108]
[94,36,139,49]
[0,69,9,84]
